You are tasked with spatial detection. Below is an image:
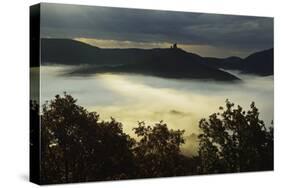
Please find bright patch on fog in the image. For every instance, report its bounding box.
[34,66,274,156]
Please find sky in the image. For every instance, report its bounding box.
[41,3,273,58]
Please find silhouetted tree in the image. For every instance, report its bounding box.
[35,93,273,184]
[30,100,40,182]
[132,121,193,177]
[198,100,273,174]
[40,93,136,183]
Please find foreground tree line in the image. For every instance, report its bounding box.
[30,93,273,184]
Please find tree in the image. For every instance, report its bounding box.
[133,121,193,177]
[198,100,273,174]
[30,100,40,182]
[40,93,136,183]
[36,93,273,183]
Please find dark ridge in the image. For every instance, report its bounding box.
[204,48,273,76]
[204,56,243,70]
[40,38,240,81]
[241,48,273,76]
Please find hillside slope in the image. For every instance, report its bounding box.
[41,38,240,81]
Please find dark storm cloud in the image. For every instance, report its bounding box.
[41,3,273,54]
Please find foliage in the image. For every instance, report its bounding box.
[30,100,40,182]
[133,121,194,177]
[31,93,273,184]
[40,93,136,183]
[198,100,273,174]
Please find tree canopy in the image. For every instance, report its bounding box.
[198,100,273,174]
[40,93,136,183]
[30,94,273,184]
[132,121,194,178]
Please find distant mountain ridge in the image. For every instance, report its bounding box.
[204,48,273,76]
[40,38,239,81]
[204,56,243,70]
[242,48,273,76]
[41,38,203,66]
[40,38,273,81]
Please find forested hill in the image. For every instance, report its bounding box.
[204,48,273,76]
[41,38,240,81]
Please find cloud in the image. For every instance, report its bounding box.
[40,3,273,57]
[38,66,274,156]
[169,110,191,117]
[74,37,255,57]
[182,133,199,156]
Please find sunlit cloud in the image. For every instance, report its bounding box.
[75,37,171,49]
[75,37,252,58]
[38,67,273,156]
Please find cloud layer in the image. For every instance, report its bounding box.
[41,3,273,57]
